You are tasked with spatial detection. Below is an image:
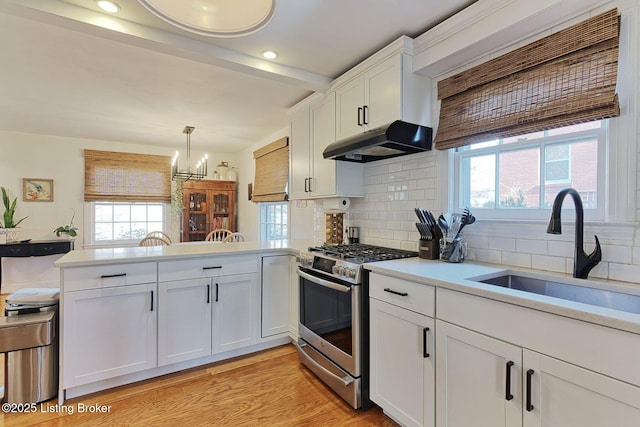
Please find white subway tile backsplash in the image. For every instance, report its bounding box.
[516,238,547,254]
[531,255,567,274]
[501,251,532,269]
[489,237,516,252]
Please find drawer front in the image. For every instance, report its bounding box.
[63,262,157,292]
[158,255,258,282]
[369,272,434,317]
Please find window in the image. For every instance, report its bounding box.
[91,202,167,244]
[454,121,606,219]
[260,202,288,241]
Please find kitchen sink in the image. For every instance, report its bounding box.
[468,272,640,314]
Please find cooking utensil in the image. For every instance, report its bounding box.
[438,214,449,236]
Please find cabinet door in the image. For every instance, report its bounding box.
[365,56,402,129]
[210,188,234,231]
[310,92,336,197]
[183,188,208,241]
[62,283,157,387]
[335,76,365,140]
[289,108,311,200]
[261,255,293,337]
[436,320,522,427]
[212,273,259,353]
[158,278,212,366]
[370,298,435,427]
[523,350,640,427]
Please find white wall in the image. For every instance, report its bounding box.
[0,130,237,293]
[236,127,315,242]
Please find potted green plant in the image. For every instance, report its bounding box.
[54,209,78,238]
[1,186,28,243]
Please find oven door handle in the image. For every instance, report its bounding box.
[298,269,352,293]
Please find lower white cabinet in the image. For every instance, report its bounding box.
[369,272,435,427]
[436,320,640,427]
[261,255,293,337]
[435,320,522,427]
[212,273,259,353]
[63,283,157,387]
[158,278,212,366]
[370,298,434,427]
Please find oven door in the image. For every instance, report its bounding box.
[297,267,360,377]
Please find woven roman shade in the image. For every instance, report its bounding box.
[434,8,620,150]
[252,137,289,202]
[84,149,171,202]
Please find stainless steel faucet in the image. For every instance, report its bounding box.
[547,188,602,279]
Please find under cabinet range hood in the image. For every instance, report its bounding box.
[323,120,433,163]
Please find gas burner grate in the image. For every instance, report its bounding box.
[309,243,418,263]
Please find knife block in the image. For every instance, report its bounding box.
[418,238,439,260]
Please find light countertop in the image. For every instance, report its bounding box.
[365,258,640,335]
[54,239,313,268]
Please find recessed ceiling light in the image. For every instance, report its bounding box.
[96,1,120,13]
[262,50,278,60]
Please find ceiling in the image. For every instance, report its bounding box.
[0,0,476,153]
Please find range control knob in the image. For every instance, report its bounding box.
[346,268,356,279]
[336,265,345,276]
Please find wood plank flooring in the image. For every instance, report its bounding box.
[1,291,398,426]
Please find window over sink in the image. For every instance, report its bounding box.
[453,120,606,220]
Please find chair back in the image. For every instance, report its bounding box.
[206,229,232,242]
[221,232,245,243]
[146,231,172,244]
[139,236,171,246]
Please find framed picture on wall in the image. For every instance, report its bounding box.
[23,178,54,202]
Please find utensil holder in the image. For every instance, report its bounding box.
[439,237,467,263]
[419,239,439,260]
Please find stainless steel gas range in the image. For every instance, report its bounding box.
[296,243,418,409]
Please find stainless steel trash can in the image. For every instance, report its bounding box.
[1,288,59,404]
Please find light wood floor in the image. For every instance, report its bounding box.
[1,292,397,426]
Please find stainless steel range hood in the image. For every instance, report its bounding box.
[323,120,433,163]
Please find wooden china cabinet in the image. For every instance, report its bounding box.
[181,180,236,242]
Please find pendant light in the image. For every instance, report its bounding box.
[171,126,208,181]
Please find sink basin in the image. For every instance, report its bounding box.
[469,272,640,315]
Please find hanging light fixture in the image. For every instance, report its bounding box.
[171,126,208,181]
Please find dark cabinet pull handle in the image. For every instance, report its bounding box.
[308,177,312,192]
[215,283,219,302]
[206,284,210,304]
[423,327,430,358]
[363,105,368,125]
[101,273,126,278]
[383,288,408,297]
[526,369,535,412]
[505,361,514,401]
[150,290,154,312]
[357,107,363,126]
[202,266,222,270]
[304,178,308,192]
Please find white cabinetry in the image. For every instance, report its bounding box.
[369,273,435,427]
[261,254,293,337]
[335,53,429,140]
[158,278,212,366]
[289,93,363,200]
[158,255,259,358]
[212,272,259,353]
[62,263,157,388]
[436,288,640,427]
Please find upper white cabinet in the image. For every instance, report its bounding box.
[335,53,430,141]
[289,93,364,200]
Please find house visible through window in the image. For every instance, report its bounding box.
[454,121,605,217]
[260,202,288,241]
[93,202,165,242]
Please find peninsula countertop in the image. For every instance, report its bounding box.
[54,239,312,268]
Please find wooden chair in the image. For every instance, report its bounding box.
[221,232,245,243]
[145,231,172,244]
[139,235,171,246]
[205,229,232,242]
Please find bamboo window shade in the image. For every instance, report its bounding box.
[84,149,171,202]
[434,8,620,151]
[252,137,289,202]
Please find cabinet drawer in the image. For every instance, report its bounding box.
[369,273,434,317]
[62,262,157,292]
[158,255,258,281]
